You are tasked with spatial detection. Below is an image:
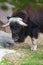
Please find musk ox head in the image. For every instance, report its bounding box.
[2,11,28,42]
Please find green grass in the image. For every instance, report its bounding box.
[0,58,14,65]
[0,45,43,65]
[0,35,43,65]
[1,5,8,10]
[0,0,7,2]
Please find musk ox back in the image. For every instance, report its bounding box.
[2,8,43,51]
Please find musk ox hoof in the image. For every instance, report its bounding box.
[31,45,37,51]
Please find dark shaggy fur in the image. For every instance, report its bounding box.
[9,8,43,43]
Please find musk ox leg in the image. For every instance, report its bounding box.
[30,28,39,51]
[31,38,38,51]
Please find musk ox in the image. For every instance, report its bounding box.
[2,8,43,51]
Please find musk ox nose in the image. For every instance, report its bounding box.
[12,34,19,42]
[12,37,19,42]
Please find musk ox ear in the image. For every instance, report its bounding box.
[7,16,11,20]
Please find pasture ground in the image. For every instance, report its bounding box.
[0,33,43,65]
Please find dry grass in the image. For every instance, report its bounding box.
[0,33,43,65]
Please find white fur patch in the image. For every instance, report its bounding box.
[31,38,38,51]
[9,17,22,23]
[9,17,27,26]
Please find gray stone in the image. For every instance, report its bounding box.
[0,31,15,48]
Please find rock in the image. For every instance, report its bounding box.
[0,31,15,48]
[0,48,16,60]
[0,48,24,61]
[0,20,6,31]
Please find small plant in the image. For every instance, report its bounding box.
[1,5,8,10]
[0,0,7,2]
